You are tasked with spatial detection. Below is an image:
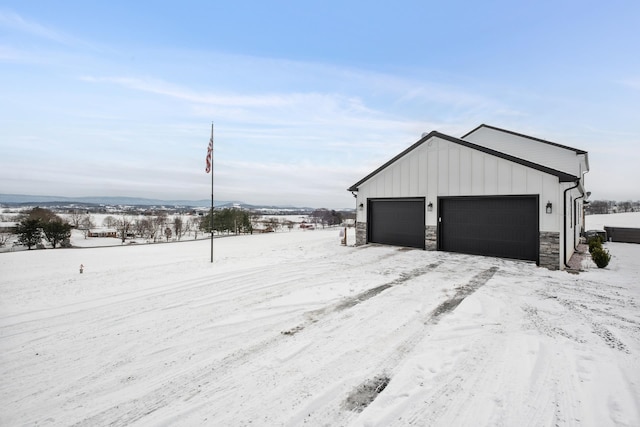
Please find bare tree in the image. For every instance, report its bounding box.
[103,215,118,228]
[618,201,632,212]
[68,210,83,228]
[80,214,94,239]
[188,217,200,240]
[183,217,192,239]
[173,217,184,240]
[117,215,132,243]
[152,213,167,242]
[143,218,156,241]
[250,212,262,231]
[133,218,150,238]
[267,217,279,232]
[0,231,10,247]
[142,219,155,240]
[22,207,58,223]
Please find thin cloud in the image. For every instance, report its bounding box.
[80,76,296,107]
[79,74,421,138]
[0,10,79,46]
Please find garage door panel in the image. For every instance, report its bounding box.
[368,199,425,249]
[439,196,538,262]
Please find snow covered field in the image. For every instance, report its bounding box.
[1,227,639,426]
[586,211,640,231]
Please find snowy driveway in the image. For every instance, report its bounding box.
[1,230,639,426]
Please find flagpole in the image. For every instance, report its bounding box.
[210,122,214,263]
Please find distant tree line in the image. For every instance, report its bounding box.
[309,209,348,228]
[586,200,640,215]
[200,208,252,235]
[101,213,201,242]
[2,205,357,249]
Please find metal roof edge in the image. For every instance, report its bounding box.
[462,124,588,155]
[347,131,439,192]
[436,132,579,182]
[347,130,579,192]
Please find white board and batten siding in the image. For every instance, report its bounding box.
[462,126,588,177]
[356,135,563,232]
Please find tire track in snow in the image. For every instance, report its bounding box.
[376,267,499,373]
[286,266,499,425]
[72,263,497,426]
[368,267,584,427]
[522,304,587,343]
[427,266,498,324]
[282,261,443,335]
[90,258,441,425]
[98,253,441,425]
[10,245,497,426]
[537,278,636,353]
[59,246,414,426]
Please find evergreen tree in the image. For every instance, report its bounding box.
[17,207,71,249]
[42,220,72,248]
[200,210,214,233]
[200,208,252,235]
[16,218,42,249]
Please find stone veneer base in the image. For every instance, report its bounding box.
[539,231,560,270]
[355,222,367,246]
[425,225,437,250]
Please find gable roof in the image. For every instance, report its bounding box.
[462,124,588,155]
[347,130,579,192]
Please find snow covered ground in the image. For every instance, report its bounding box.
[586,211,640,231]
[1,226,639,426]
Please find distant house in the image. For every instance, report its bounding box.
[299,221,314,230]
[348,124,589,270]
[0,222,17,233]
[87,229,117,238]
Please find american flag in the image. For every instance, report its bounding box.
[205,136,213,173]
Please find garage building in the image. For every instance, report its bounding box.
[347,124,589,270]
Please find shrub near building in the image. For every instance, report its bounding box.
[588,235,611,268]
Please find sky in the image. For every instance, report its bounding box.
[1,1,639,209]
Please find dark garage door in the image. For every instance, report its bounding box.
[439,196,538,262]
[368,198,425,249]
